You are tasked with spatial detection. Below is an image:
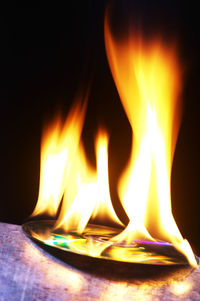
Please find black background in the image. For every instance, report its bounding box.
[1,1,200,255]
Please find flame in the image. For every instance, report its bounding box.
[104,14,197,267]
[32,101,86,217]
[32,11,197,268]
[55,128,123,233]
[33,102,122,235]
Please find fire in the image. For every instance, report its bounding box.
[55,128,123,233]
[32,102,122,234]
[104,14,197,267]
[32,101,87,217]
[31,12,197,268]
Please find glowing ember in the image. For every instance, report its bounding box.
[26,9,198,268]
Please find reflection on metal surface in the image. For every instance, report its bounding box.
[23,220,192,266]
[101,283,153,301]
[23,240,84,294]
[170,280,192,296]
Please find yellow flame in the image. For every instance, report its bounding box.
[32,12,197,268]
[33,105,122,234]
[56,129,123,233]
[32,101,86,217]
[91,130,123,225]
[104,13,197,267]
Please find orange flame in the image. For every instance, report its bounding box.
[55,128,123,233]
[32,12,197,268]
[32,101,87,217]
[32,102,123,233]
[104,13,197,267]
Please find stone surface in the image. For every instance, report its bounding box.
[0,222,200,300]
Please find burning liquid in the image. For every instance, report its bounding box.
[23,220,192,265]
[30,12,197,267]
